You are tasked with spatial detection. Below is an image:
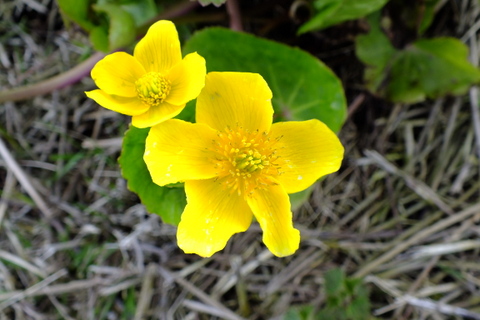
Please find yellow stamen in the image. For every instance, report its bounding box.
[135,72,171,106]
[211,126,281,195]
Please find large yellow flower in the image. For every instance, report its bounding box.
[85,20,206,128]
[144,72,344,257]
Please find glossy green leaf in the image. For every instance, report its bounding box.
[299,0,389,34]
[93,3,136,51]
[57,0,95,31]
[119,126,186,225]
[183,27,346,133]
[357,30,480,103]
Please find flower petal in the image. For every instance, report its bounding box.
[177,179,253,257]
[196,72,273,132]
[85,89,148,116]
[246,183,300,257]
[144,119,218,185]
[91,52,145,97]
[131,101,185,128]
[270,120,344,194]
[165,52,206,105]
[134,20,182,73]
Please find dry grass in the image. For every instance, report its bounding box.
[1,0,480,319]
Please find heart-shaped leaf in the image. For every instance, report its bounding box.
[183,27,346,133]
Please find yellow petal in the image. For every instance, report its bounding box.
[91,52,145,97]
[144,119,218,185]
[85,89,148,116]
[196,72,273,132]
[134,20,181,73]
[165,52,206,105]
[246,183,300,257]
[131,101,185,128]
[270,120,344,194]
[177,179,253,257]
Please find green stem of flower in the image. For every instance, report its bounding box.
[0,0,199,103]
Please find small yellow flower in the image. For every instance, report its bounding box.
[85,20,206,128]
[144,72,344,257]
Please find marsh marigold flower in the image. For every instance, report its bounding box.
[85,20,206,128]
[144,72,344,257]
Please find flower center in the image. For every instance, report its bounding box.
[211,126,281,195]
[135,72,171,106]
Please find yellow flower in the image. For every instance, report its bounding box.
[144,72,344,257]
[85,20,206,128]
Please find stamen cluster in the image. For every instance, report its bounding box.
[135,72,171,106]
[212,126,281,195]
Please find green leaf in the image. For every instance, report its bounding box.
[57,0,95,31]
[176,100,196,123]
[183,27,346,133]
[282,306,315,320]
[198,0,227,7]
[299,0,389,34]
[121,0,158,27]
[119,126,186,225]
[89,26,109,53]
[93,3,136,51]
[346,295,370,320]
[419,0,441,34]
[356,14,395,70]
[324,268,345,296]
[357,32,480,103]
[289,185,314,211]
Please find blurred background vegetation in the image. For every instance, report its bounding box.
[0,0,480,319]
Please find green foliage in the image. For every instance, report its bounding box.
[92,4,136,51]
[183,27,347,133]
[283,306,315,320]
[418,0,442,34]
[298,0,389,34]
[58,0,157,52]
[197,0,227,7]
[356,15,480,103]
[282,268,372,320]
[118,126,186,225]
[122,288,137,319]
[121,0,157,27]
[57,0,96,31]
[289,185,314,211]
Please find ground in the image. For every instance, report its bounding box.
[0,0,480,319]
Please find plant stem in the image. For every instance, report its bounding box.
[226,0,243,31]
[0,52,105,103]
